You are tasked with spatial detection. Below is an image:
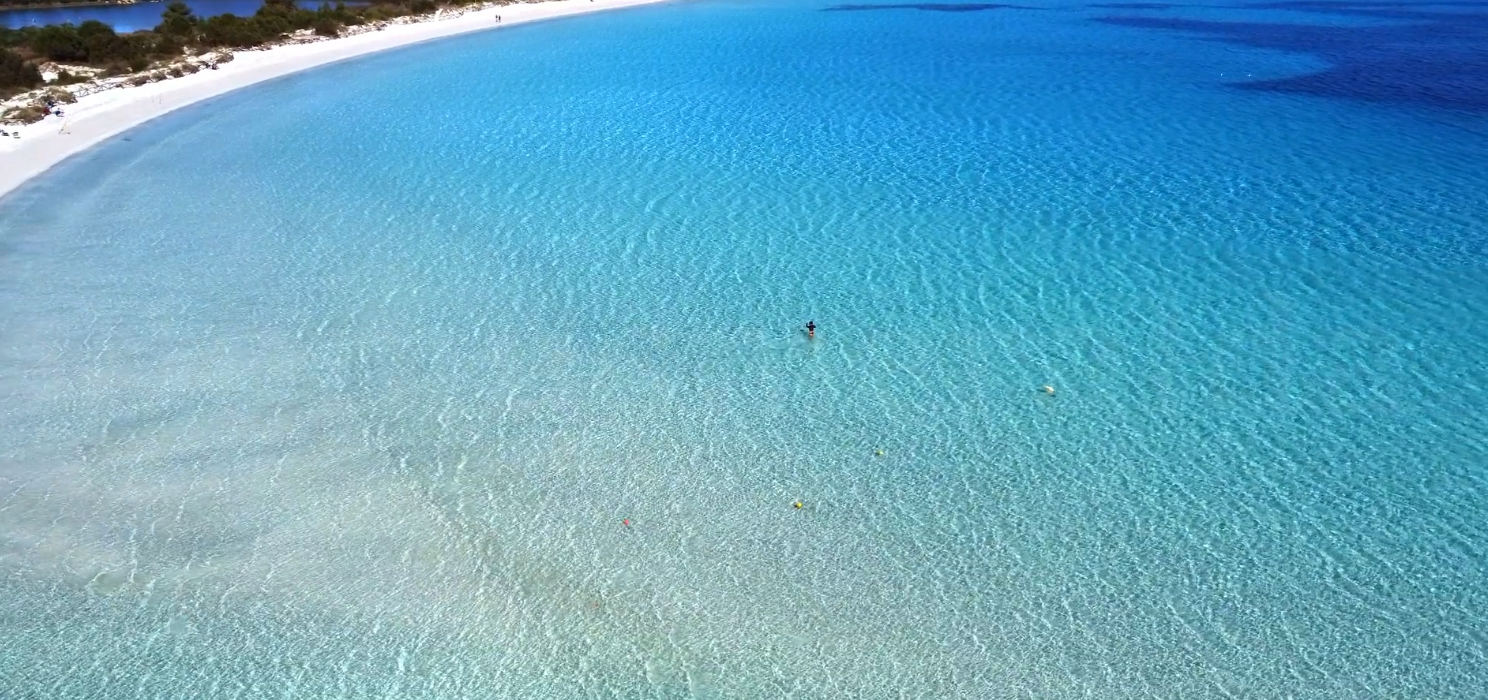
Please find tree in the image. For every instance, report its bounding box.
[158,2,199,40]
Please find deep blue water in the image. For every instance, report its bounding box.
[2,1,1486,697]
[0,0,340,31]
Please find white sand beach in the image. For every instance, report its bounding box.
[0,0,670,199]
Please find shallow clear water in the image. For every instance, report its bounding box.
[3,1,1487,697]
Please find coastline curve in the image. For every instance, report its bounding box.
[0,0,673,201]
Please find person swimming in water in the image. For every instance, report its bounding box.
[806,321,816,339]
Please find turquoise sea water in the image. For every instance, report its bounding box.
[3,1,1487,697]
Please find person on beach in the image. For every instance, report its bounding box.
[806,321,816,339]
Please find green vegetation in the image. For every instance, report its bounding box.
[1,44,42,90]
[2,0,499,97]
[0,0,136,8]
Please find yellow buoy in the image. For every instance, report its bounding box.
[1042,385,1056,395]
[793,501,804,509]
[874,449,884,457]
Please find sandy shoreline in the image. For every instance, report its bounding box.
[0,0,670,200]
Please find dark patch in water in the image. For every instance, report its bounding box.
[1253,1,1488,10]
[824,3,1029,12]
[1252,0,1488,21]
[1097,2,1488,112]
[1088,3,1175,9]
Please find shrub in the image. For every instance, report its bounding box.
[30,24,87,63]
[44,86,77,103]
[254,15,291,41]
[0,47,42,91]
[155,34,184,57]
[54,69,87,85]
[3,104,50,124]
[201,14,265,48]
[314,18,341,37]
